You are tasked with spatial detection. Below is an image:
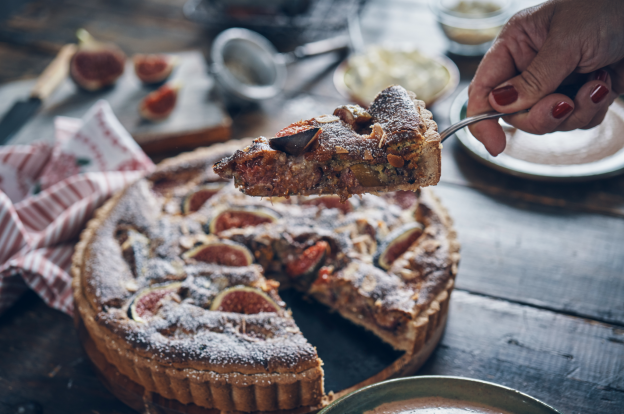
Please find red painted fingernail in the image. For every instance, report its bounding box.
[491,85,518,106]
[595,69,608,82]
[552,102,573,119]
[590,85,609,103]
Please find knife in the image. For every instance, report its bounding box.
[0,43,77,145]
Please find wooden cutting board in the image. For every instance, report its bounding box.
[0,51,231,155]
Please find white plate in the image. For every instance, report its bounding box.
[450,87,624,181]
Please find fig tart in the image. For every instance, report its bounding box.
[214,85,441,200]
[72,143,459,412]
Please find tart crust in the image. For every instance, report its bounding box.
[72,139,459,412]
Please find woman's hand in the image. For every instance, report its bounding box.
[467,0,624,156]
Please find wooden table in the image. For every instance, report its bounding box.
[1,1,623,413]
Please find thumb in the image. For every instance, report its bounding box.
[488,36,578,112]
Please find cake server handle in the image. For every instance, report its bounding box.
[439,109,528,143]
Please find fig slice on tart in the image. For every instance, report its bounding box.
[210,286,281,314]
[183,240,254,267]
[181,183,226,214]
[118,228,150,278]
[286,241,329,278]
[129,282,182,323]
[207,207,279,234]
[374,222,424,270]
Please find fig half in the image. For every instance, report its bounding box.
[181,183,225,214]
[286,241,329,278]
[139,82,181,121]
[374,222,424,270]
[70,29,126,91]
[210,286,279,314]
[129,282,182,323]
[208,207,279,234]
[183,240,253,267]
[133,54,178,84]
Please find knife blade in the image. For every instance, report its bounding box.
[0,43,76,145]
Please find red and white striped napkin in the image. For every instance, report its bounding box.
[0,100,154,316]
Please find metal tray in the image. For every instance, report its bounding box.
[319,376,560,414]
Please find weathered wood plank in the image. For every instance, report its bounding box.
[1,290,622,413]
[421,290,624,414]
[435,182,624,325]
[0,292,133,413]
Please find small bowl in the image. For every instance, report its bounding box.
[334,46,459,108]
[430,0,515,56]
[320,376,561,414]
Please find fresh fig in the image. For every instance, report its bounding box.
[286,241,329,278]
[139,82,181,121]
[210,286,279,314]
[208,207,279,234]
[69,29,126,91]
[183,240,253,267]
[301,195,352,214]
[129,282,182,323]
[374,222,424,270]
[133,54,177,84]
[181,183,225,214]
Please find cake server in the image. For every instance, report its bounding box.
[439,109,527,142]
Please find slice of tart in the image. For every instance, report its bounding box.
[214,85,441,200]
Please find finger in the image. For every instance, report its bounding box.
[581,104,610,130]
[467,35,533,155]
[558,75,613,131]
[501,93,575,134]
[468,119,507,156]
[468,25,538,116]
[488,34,580,113]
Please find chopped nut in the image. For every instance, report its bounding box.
[335,146,349,154]
[387,153,405,168]
[399,268,419,281]
[371,123,383,139]
[422,239,441,253]
[315,114,340,123]
[179,236,195,250]
[334,105,372,125]
[364,149,373,160]
[360,274,377,292]
[124,280,139,292]
[411,292,420,301]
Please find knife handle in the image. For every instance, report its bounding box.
[30,43,77,101]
